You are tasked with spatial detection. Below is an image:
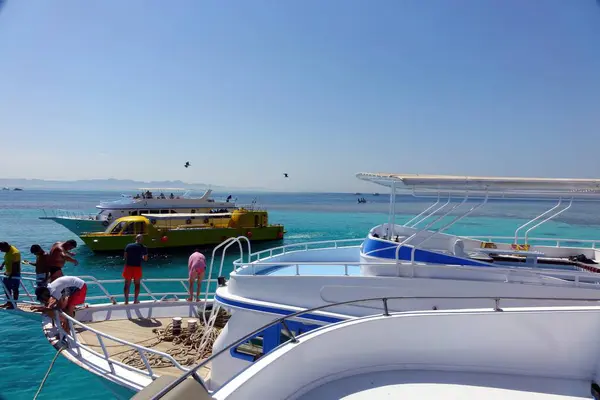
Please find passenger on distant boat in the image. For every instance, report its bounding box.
[187,249,206,302]
[47,240,79,282]
[123,234,148,304]
[0,242,21,309]
[33,276,87,330]
[169,193,175,199]
[29,244,49,288]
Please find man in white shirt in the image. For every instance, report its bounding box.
[33,276,87,330]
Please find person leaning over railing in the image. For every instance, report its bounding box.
[0,242,21,309]
[32,276,88,331]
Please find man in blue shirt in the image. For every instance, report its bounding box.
[123,234,148,304]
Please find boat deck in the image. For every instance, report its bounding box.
[299,370,592,400]
[257,264,362,276]
[77,317,211,379]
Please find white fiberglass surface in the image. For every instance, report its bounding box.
[261,264,362,276]
[298,370,590,400]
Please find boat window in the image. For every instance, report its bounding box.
[139,210,149,216]
[160,209,170,214]
[170,210,177,214]
[254,215,259,227]
[149,210,160,214]
[110,221,127,234]
[122,223,135,235]
[232,335,264,362]
[131,211,138,216]
[134,222,145,234]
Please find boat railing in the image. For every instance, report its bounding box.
[466,235,600,249]
[41,209,98,220]
[233,238,364,272]
[52,310,193,383]
[149,294,600,399]
[231,258,600,288]
[0,272,219,307]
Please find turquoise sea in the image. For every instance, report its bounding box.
[1,189,600,399]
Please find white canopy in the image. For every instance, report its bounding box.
[356,173,600,199]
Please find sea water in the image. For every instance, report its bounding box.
[1,189,599,399]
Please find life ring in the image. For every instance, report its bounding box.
[247,231,253,238]
[277,231,284,239]
[203,217,209,224]
[186,219,192,225]
[150,219,157,225]
[102,220,109,227]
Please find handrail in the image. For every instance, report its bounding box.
[234,238,364,272]
[150,294,600,399]
[410,194,451,228]
[513,198,562,244]
[525,198,573,244]
[403,193,440,227]
[53,310,191,382]
[409,194,488,264]
[1,272,218,306]
[202,237,251,323]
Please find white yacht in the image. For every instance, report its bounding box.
[7,173,600,397]
[137,300,600,400]
[39,188,236,235]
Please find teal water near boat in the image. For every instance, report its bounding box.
[1,189,600,399]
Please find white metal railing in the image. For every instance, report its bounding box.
[1,272,216,386]
[228,236,600,286]
[233,238,364,273]
[0,272,218,306]
[466,236,600,249]
[41,209,99,220]
[51,310,195,383]
[230,257,600,288]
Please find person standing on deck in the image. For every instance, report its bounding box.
[29,244,50,288]
[123,234,148,304]
[187,249,206,302]
[47,240,79,282]
[0,242,21,309]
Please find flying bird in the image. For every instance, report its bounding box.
[283,173,289,178]
[184,161,191,168]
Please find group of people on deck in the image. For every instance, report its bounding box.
[0,240,87,330]
[133,191,178,200]
[1,237,207,328]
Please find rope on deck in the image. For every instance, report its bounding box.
[120,309,230,369]
[34,346,66,400]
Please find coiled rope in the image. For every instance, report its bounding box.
[120,309,229,369]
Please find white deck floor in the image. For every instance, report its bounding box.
[298,370,592,399]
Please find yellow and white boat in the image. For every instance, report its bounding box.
[80,208,284,252]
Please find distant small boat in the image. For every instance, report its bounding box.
[373,193,380,196]
[355,192,361,195]
[13,188,23,191]
[1,187,8,191]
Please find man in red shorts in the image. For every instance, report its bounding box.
[123,234,148,304]
[33,276,87,331]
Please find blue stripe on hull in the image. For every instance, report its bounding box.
[215,294,343,324]
[361,237,492,267]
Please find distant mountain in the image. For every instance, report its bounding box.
[0,178,266,192]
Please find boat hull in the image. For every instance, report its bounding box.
[39,217,105,236]
[81,226,284,252]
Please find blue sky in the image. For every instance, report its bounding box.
[0,0,599,192]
